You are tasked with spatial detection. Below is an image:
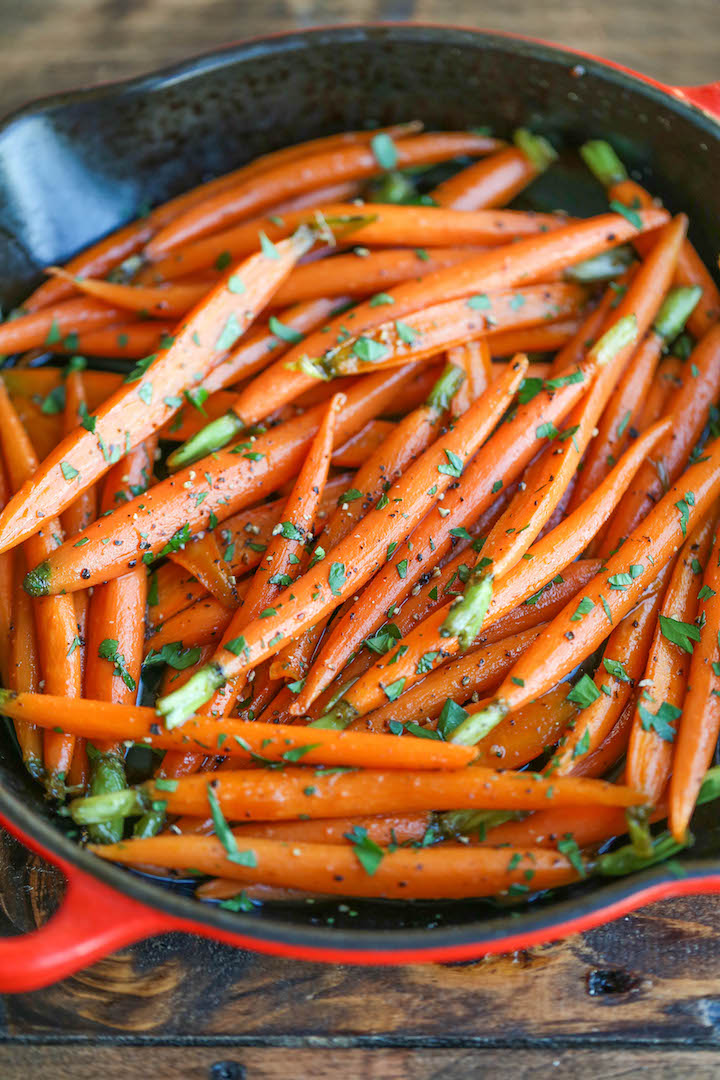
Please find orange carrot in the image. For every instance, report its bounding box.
[465,683,577,769]
[7,552,43,778]
[90,832,578,900]
[0,230,314,557]
[0,298,125,355]
[0,382,82,796]
[2,368,123,410]
[331,419,396,467]
[47,268,210,318]
[0,459,13,687]
[432,130,556,210]
[144,133,506,257]
[51,321,177,360]
[488,320,581,359]
[167,529,238,610]
[669,512,720,839]
[626,509,716,804]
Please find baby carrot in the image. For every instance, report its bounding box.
[432,129,557,210]
[91,833,579,900]
[0,298,125,355]
[7,553,43,779]
[50,321,177,360]
[46,267,210,318]
[669,513,720,840]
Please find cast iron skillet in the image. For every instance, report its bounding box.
[1,24,719,992]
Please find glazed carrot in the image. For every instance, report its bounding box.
[0,298,125,355]
[331,419,396,467]
[570,697,635,779]
[144,594,237,656]
[601,322,720,558]
[168,529,238,610]
[568,286,701,512]
[90,833,578,900]
[145,133,506,257]
[7,553,43,779]
[446,218,687,644]
[2,692,476,771]
[23,363,459,597]
[626,510,716,804]
[0,382,82,797]
[446,338,492,415]
[669,514,720,840]
[25,122,423,311]
[354,624,544,732]
[51,322,177,360]
[230,814,430,847]
[2,368,124,409]
[0,230,315,558]
[223,208,667,430]
[581,140,720,337]
[465,683,577,769]
[271,246,484,306]
[293,324,658,717]
[488,320,581,359]
[270,362,465,683]
[327,417,673,726]
[0,460,13,688]
[48,269,210,318]
[150,201,567,281]
[552,566,672,774]
[634,353,684,433]
[450,436,720,748]
[432,129,557,210]
[155,360,527,726]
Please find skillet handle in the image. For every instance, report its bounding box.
[671,82,720,121]
[0,816,172,993]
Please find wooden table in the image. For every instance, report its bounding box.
[1,2,720,1076]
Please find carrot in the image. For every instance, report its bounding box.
[7,552,43,778]
[0,298,125,355]
[2,368,124,410]
[51,322,177,360]
[327,417,673,726]
[331,419,396,467]
[150,201,567,282]
[47,268,210,318]
[432,129,557,210]
[144,594,238,656]
[0,460,13,688]
[1,691,476,771]
[0,229,315,557]
[271,246,484,306]
[581,140,720,337]
[144,133,506,257]
[570,696,635,779]
[450,435,720,748]
[89,833,578,900]
[294,321,659,717]
[0,382,82,797]
[26,361,421,599]
[551,565,672,774]
[154,360,527,727]
[230,814,430,847]
[489,320,581,359]
[626,509,716,804]
[222,209,667,431]
[669,512,720,839]
[167,529,238,610]
[600,322,720,558]
[466,683,577,769]
[568,285,701,513]
[25,122,423,311]
[354,624,544,732]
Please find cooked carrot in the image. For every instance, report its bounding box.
[271,246,484,306]
[551,565,672,774]
[154,360,527,726]
[26,363,419,598]
[0,229,315,557]
[669,512,720,839]
[447,339,492,415]
[167,529,238,610]
[47,267,210,318]
[90,832,579,899]
[1,692,476,771]
[7,552,43,779]
[144,594,237,656]
[626,509,716,804]
[568,285,701,512]
[0,298,125,355]
[581,140,720,337]
[466,683,577,769]
[230,814,430,847]
[326,417,672,726]
[0,382,82,797]
[354,624,544,732]
[331,419,396,467]
[600,321,720,558]
[450,435,720,748]
[570,696,635,779]
[489,320,581,359]
[2,368,123,409]
[25,122,423,311]
[444,219,686,640]
[0,460,13,688]
[223,208,667,432]
[51,321,177,360]
[145,133,506,257]
[150,201,567,282]
[432,129,557,210]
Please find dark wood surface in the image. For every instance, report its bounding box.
[1,2,720,1076]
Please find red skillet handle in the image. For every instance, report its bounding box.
[0,815,172,993]
[671,82,720,121]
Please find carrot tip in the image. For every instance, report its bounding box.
[166,410,244,471]
[155,662,226,728]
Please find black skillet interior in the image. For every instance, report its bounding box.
[1,25,720,953]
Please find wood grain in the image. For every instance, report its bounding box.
[1,0,720,1070]
[0,0,717,119]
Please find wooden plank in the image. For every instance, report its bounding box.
[2,1046,720,1078]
